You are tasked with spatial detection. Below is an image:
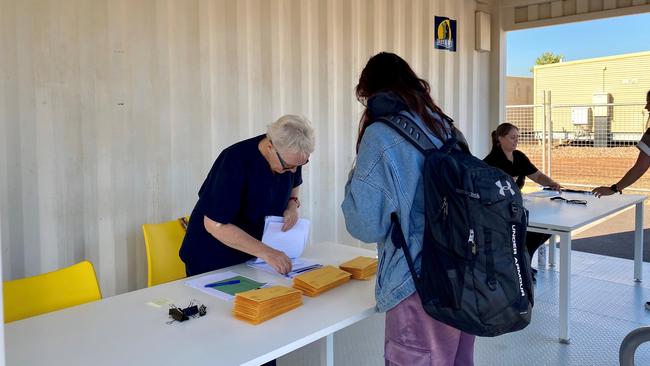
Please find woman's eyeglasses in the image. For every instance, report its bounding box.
[275,149,309,171]
[550,196,587,205]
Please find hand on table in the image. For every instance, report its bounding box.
[260,247,292,275]
[592,186,615,198]
[548,182,563,193]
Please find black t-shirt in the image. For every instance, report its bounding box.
[483,148,538,189]
[179,134,302,275]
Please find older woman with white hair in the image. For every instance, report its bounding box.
[180,115,315,277]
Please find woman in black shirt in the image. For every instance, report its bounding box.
[180,115,315,277]
[484,122,560,280]
[484,123,560,191]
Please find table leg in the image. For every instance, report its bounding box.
[559,232,571,344]
[319,334,334,366]
[548,235,556,268]
[635,202,644,282]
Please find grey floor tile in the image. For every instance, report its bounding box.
[281,251,650,366]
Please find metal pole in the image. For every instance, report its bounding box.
[544,90,553,177]
[0,213,4,366]
[634,202,644,282]
[542,91,547,175]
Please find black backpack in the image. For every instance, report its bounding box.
[377,113,533,337]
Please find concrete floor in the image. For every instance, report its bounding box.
[279,194,650,365]
[280,250,650,365]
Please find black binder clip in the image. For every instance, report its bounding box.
[166,300,208,324]
[169,307,189,322]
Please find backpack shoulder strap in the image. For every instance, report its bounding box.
[375,114,437,153]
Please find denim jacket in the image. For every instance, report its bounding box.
[341,92,450,312]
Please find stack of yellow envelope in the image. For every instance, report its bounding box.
[233,286,303,325]
[292,265,352,297]
[339,256,378,280]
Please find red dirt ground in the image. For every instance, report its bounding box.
[518,144,650,191]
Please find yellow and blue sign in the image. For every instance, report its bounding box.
[435,16,456,52]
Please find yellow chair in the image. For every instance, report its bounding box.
[142,217,188,287]
[3,260,102,323]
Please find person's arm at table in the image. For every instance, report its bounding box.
[593,151,650,198]
[528,170,562,191]
[203,215,292,274]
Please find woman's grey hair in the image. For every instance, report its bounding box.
[267,115,315,156]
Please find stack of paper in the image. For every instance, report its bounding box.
[293,265,351,297]
[256,216,310,263]
[339,256,378,280]
[233,286,303,325]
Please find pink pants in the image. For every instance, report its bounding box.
[385,292,475,366]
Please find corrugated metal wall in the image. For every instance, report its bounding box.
[0,0,493,296]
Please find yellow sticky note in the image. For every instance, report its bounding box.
[146,297,174,308]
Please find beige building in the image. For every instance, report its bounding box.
[506,76,534,105]
[506,76,535,131]
[533,51,650,139]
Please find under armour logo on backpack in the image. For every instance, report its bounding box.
[495,180,515,196]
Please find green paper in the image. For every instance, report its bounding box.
[205,276,266,295]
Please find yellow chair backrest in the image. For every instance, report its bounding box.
[3,260,102,323]
[142,217,188,287]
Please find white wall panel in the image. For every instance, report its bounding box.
[0,0,493,295]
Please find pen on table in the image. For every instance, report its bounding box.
[205,279,240,288]
[290,264,322,275]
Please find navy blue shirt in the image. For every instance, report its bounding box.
[180,134,302,275]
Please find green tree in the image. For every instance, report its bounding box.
[530,51,563,72]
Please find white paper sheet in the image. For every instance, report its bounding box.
[526,190,558,198]
[255,216,310,263]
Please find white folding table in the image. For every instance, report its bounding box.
[524,190,646,343]
[5,242,377,366]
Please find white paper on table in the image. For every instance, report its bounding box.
[255,216,310,263]
[247,258,322,279]
[184,271,267,301]
[526,190,558,198]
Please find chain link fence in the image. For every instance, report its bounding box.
[506,100,650,192]
[506,104,544,174]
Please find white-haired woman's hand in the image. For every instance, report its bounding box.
[282,202,299,231]
[260,247,292,275]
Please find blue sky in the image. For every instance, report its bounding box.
[507,12,650,77]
